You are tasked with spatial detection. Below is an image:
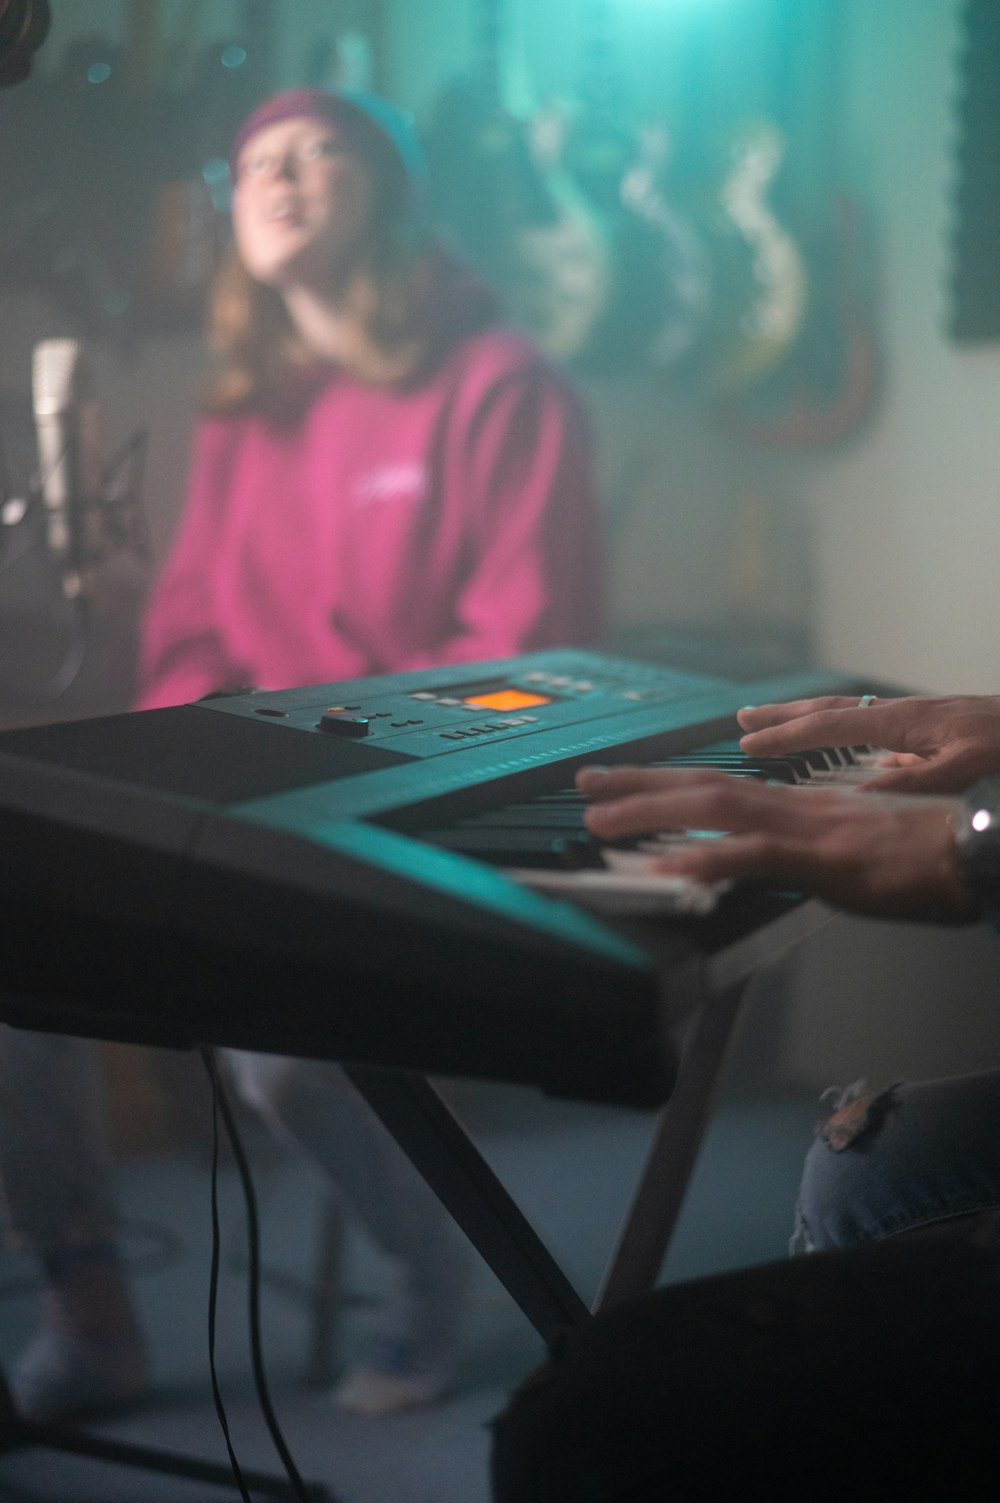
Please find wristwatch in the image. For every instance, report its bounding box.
[952,778,1000,920]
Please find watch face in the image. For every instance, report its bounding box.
[958,795,1000,909]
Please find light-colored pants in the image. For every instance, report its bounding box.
[0,1029,118,1254]
[0,1027,467,1369]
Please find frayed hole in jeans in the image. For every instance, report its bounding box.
[819,1084,897,1153]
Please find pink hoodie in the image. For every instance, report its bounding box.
[137,321,604,709]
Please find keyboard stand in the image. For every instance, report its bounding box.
[346,897,835,1344]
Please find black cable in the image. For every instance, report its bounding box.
[201,1046,314,1503]
[202,1046,255,1503]
[102,426,151,562]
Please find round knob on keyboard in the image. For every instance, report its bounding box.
[318,711,371,737]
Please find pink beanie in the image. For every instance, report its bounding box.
[229,87,424,195]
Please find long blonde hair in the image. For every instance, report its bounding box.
[202,196,440,419]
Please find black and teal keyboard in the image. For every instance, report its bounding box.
[0,648,879,1106]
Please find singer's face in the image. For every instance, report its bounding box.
[232,117,374,290]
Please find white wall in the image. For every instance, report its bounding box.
[802,0,1000,693]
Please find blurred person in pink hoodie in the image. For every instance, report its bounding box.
[138,87,601,708]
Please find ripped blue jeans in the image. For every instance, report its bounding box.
[792,1068,1000,1253]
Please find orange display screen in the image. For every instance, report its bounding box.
[463,689,552,711]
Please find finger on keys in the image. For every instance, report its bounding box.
[576,765,728,804]
[649,832,806,886]
[736,697,860,733]
[739,705,881,756]
[582,773,838,844]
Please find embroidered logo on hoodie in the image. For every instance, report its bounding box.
[353,462,427,507]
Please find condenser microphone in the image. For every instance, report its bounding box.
[31,338,102,600]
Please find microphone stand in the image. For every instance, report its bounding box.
[0,427,147,706]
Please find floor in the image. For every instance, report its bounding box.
[0,1068,820,1502]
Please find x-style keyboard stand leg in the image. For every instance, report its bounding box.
[343,1065,591,1344]
[593,966,745,1312]
[345,902,834,1346]
[342,969,746,1349]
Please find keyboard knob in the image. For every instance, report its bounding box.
[318,711,371,737]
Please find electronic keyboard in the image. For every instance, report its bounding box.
[0,648,874,1107]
